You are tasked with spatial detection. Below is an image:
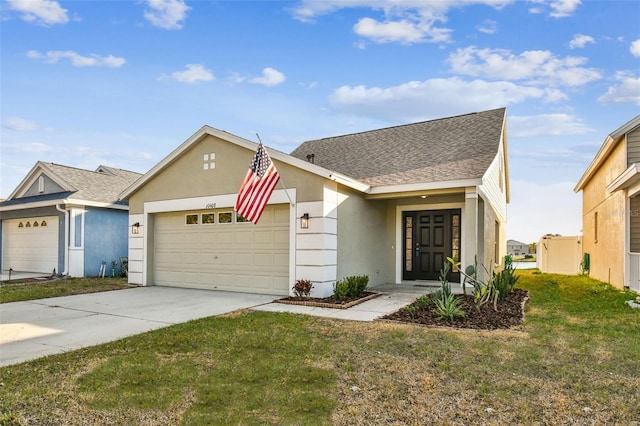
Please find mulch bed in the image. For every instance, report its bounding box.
[276,291,381,309]
[383,288,529,330]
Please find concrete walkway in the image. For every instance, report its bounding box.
[0,283,449,367]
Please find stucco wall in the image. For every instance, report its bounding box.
[84,207,129,277]
[128,134,326,214]
[336,187,392,287]
[0,206,65,273]
[581,141,626,287]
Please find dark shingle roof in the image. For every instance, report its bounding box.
[44,163,142,204]
[290,108,506,187]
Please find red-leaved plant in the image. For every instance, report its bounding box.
[292,279,313,298]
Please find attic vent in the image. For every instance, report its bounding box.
[38,176,44,193]
[306,153,315,164]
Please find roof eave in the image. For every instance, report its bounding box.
[366,178,482,197]
[575,115,640,192]
[607,163,640,194]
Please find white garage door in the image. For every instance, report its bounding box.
[153,204,290,295]
[2,216,59,273]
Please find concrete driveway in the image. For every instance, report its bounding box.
[0,283,436,368]
[0,287,276,367]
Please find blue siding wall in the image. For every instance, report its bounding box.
[83,208,129,277]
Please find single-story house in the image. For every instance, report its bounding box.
[574,114,640,292]
[120,107,510,297]
[507,239,529,257]
[0,162,142,277]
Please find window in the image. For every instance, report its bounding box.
[494,220,500,264]
[236,213,250,223]
[405,216,413,272]
[219,212,232,224]
[202,213,216,224]
[203,153,216,170]
[186,214,199,225]
[594,212,598,243]
[451,213,461,265]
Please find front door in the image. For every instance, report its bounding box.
[403,209,461,281]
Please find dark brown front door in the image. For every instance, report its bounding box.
[403,209,461,281]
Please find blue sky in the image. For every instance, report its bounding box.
[1,0,639,243]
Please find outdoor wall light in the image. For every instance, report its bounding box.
[300,213,310,229]
[132,222,140,234]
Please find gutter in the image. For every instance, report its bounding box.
[55,204,69,275]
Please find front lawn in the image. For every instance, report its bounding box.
[1,271,639,425]
[0,277,130,303]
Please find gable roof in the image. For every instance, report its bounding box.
[1,162,142,210]
[290,108,506,188]
[119,126,368,200]
[574,114,640,192]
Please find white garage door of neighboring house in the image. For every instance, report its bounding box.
[2,216,59,273]
[153,205,290,295]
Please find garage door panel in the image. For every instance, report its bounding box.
[153,205,289,295]
[2,217,58,273]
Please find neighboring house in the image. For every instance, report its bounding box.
[120,108,509,297]
[574,114,640,292]
[507,239,528,256]
[0,162,142,277]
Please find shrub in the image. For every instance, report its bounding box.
[292,279,313,298]
[333,275,369,300]
[493,263,519,301]
[333,280,349,301]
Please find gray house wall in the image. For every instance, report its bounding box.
[627,127,640,166]
[336,189,392,287]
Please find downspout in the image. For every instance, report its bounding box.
[55,204,69,275]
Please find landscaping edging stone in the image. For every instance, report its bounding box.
[275,291,382,309]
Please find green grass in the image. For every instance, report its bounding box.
[0,277,130,303]
[1,271,639,425]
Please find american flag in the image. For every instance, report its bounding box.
[235,142,280,224]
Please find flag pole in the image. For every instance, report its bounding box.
[256,133,295,207]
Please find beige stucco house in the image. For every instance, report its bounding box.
[574,114,640,292]
[120,108,509,297]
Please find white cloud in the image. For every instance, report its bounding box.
[353,17,436,44]
[170,64,214,83]
[477,19,497,34]
[569,34,595,49]
[328,77,563,122]
[509,114,594,138]
[6,0,68,26]
[27,50,126,67]
[549,0,581,18]
[249,67,286,87]
[597,71,640,105]
[143,0,190,30]
[2,117,38,131]
[630,39,640,58]
[290,1,512,44]
[1,141,55,155]
[448,46,601,87]
[507,180,582,243]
